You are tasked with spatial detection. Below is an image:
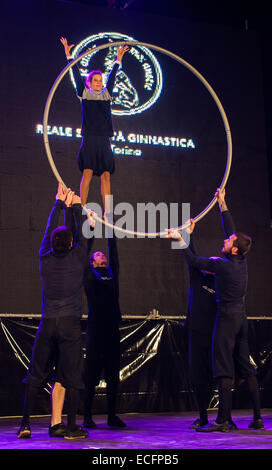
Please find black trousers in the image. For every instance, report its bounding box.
[25,316,84,390]
[84,323,120,419]
[21,316,83,430]
[189,329,214,385]
[84,324,120,387]
[188,329,214,424]
[212,311,261,424]
[212,312,255,380]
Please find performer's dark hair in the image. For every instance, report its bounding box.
[233,232,252,255]
[50,226,73,253]
[89,251,106,266]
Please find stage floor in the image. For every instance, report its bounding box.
[0,409,272,452]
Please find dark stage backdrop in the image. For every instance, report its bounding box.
[0,0,271,317]
[1,317,272,417]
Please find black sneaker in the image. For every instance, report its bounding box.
[49,422,66,437]
[248,418,264,430]
[196,421,230,432]
[107,415,126,428]
[83,417,97,429]
[64,425,89,440]
[17,423,31,439]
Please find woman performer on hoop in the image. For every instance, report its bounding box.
[60,37,129,213]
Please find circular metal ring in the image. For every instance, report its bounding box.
[43,40,232,237]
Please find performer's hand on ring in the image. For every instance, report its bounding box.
[185,218,195,234]
[87,210,96,228]
[215,187,226,205]
[64,189,74,207]
[166,228,182,241]
[56,182,68,201]
[72,193,81,205]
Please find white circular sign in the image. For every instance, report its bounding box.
[69,32,163,116]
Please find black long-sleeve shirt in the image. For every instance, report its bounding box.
[39,200,87,318]
[183,211,248,316]
[69,59,120,137]
[64,208,122,326]
[84,231,122,328]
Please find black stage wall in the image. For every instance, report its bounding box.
[0,0,271,318]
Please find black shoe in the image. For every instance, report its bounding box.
[189,418,201,429]
[64,425,89,440]
[49,422,66,437]
[107,415,126,428]
[248,418,264,430]
[189,418,209,429]
[83,417,97,429]
[17,423,31,439]
[196,421,230,432]
[228,419,237,430]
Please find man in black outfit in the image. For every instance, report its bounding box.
[168,188,264,432]
[17,183,88,440]
[185,225,217,429]
[82,215,125,428]
[184,214,237,430]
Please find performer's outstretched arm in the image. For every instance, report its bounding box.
[107,229,119,281]
[60,36,85,97]
[106,62,120,96]
[182,247,227,274]
[62,188,90,256]
[64,206,74,234]
[71,195,89,257]
[215,188,236,238]
[167,222,227,274]
[72,204,85,244]
[182,221,198,282]
[106,45,129,95]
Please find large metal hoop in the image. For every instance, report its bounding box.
[43,41,232,237]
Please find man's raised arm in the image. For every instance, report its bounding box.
[167,222,227,274]
[39,183,67,257]
[70,194,89,255]
[215,188,236,238]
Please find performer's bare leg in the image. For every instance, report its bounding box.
[100,171,111,215]
[80,169,93,206]
[51,381,65,426]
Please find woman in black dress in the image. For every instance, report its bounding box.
[60,37,129,213]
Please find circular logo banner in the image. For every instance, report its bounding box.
[69,32,163,116]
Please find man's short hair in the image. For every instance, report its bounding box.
[233,232,252,255]
[50,226,73,253]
